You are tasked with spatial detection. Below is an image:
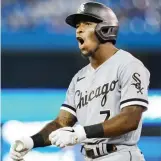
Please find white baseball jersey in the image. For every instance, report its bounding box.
[61,49,150,145]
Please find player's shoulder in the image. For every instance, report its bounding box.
[76,64,90,76]
[117,49,150,75]
[72,64,90,82]
[117,49,145,68]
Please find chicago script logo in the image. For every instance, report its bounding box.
[131,73,144,94]
[75,80,118,109]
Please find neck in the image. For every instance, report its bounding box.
[89,43,119,69]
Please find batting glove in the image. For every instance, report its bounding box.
[49,125,87,148]
[10,136,34,160]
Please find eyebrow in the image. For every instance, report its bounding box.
[76,21,93,26]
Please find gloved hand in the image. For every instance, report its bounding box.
[10,136,34,160]
[49,125,87,148]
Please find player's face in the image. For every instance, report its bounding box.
[76,21,99,57]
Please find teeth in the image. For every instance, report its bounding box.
[77,37,84,44]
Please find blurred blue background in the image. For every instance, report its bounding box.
[2,0,161,50]
[1,0,161,161]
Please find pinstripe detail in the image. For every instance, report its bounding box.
[129,151,132,161]
[62,104,76,112]
[120,98,148,105]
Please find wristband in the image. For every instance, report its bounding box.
[84,123,104,138]
[31,134,45,148]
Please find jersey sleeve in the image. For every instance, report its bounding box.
[119,61,150,110]
[60,75,77,117]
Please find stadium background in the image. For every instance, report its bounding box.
[1,0,161,161]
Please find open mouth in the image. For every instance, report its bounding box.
[77,37,84,45]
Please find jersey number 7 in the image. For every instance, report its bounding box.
[100,110,110,121]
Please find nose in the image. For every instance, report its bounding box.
[76,23,84,34]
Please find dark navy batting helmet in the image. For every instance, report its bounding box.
[65,2,119,44]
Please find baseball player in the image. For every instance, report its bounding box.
[10,2,150,161]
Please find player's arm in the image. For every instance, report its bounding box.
[84,105,144,138]
[9,110,77,161]
[31,72,79,147]
[84,61,150,138]
[31,109,77,147]
[48,105,144,146]
[10,75,78,160]
[32,74,78,147]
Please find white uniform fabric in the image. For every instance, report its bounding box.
[61,49,150,160]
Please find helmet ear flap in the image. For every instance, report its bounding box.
[95,22,118,44]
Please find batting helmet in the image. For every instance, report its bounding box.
[65,2,119,44]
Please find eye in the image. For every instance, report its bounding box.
[76,24,80,28]
[85,22,92,26]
